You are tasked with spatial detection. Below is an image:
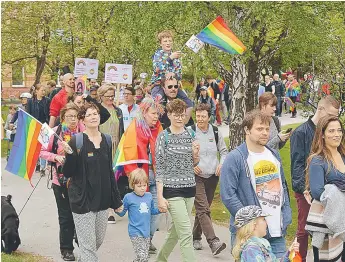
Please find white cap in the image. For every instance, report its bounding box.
[19,92,32,99]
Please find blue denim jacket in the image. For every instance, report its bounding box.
[240,237,290,262]
[220,142,292,235]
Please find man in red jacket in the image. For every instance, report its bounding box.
[49,73,75,127]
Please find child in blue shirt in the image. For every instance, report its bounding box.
[116,168,162,262]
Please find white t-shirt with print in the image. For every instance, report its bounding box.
[247,147,283,237]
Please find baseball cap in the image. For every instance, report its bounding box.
[200,86,208,91]
[20,92,32,99]
[90,86,98,92]
[234,205,269,229]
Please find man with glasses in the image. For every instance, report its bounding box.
[189,104,227,255]
[119,87,139,131]
[290,95,340,262]
[49,73,75,127]
[159,73,194,129]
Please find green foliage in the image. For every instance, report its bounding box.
[1,252,49,262]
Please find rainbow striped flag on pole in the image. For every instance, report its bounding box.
[5,109,43,185]
[196,16,246,55]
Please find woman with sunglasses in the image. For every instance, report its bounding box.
[97,84,124,224]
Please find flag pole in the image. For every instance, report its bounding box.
[18,174,43,216]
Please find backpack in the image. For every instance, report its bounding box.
[190,124,219,145]
[74,132,112,155]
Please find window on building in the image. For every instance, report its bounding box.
[12,65,24,87]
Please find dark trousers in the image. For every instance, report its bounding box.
[275,96,282,116]
[295,192,310,262]
[192,175,219,245]
[290,96,297,116]
[52,184,75,253]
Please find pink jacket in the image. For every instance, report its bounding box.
[39,122,85,186]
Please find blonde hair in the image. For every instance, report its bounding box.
[232,219,256,261]
[129,168,148,189]
[97,84,115,98]
[157,30,174,42]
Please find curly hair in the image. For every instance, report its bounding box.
[166,98,187,114]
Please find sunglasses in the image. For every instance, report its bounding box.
[167,85,178,90]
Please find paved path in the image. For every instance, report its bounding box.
[1,113,314,262]
[1,158,232,261]
[218,112,307,138]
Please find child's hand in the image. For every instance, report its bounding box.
[289,238,299,253]
[158,197,169,213]
[115,205,124,213]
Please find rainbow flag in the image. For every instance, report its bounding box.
[196,16,246,55]
[5,109,42,184]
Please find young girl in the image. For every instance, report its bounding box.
[116,168,162,262]
[232,206,300,262]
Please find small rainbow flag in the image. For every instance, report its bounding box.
[5,109,42,185]
[196,16,246,55]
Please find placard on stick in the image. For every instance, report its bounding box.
[74,58,99,79]
[104,63,132,84]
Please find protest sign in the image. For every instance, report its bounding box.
[74,58,99,79]
[104,63,132,84]
[185,35,204,53]
[75,75,88,94]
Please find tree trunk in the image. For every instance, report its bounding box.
[228,56,247,150]
[33,48,47,86]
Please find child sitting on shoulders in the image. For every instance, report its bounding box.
[150,30,193,108]
[232,206,300,262]
[115,168,163,262]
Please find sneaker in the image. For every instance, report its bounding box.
[108,216,116,224]
[210,239,226,256]
[193,239,203,250]
[61,251,75,261]
[149,240,157,254]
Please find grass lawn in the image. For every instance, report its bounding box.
[211,123,302,245]
[1,252,50,262]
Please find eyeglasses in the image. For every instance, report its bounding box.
[103,95,115,99]
[65,115,78,119]
[172,114,186,120]
[124,93,133,96]
[167,85,178,90]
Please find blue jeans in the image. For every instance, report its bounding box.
[40,158,47,171]
[149,169,159,238]
[230,232,286,259]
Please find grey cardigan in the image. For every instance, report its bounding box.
[267,116,287,151]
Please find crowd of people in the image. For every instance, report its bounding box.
[3,29,345,262]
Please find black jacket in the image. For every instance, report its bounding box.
[290,117,316,194]
[27,97,51,124]
[272,80,285,97]
[63,133,122,214]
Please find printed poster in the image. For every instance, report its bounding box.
[104,63,132,84]
[74,58,99,79]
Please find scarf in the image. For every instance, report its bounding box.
[61,122,78,143]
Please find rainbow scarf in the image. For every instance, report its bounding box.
[196,16,246,55]
[5,109,42,185]
[113,119,163,180]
